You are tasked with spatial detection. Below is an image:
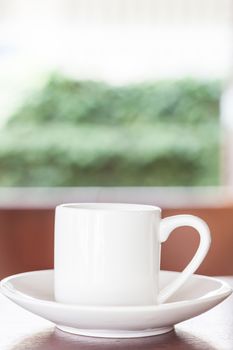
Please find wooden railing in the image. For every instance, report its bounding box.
[0,187,232,279]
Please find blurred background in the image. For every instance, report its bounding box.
[0,0,233,278]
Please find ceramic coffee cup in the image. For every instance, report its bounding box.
[54,203,211,306]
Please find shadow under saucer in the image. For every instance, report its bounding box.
[10,327,217,350]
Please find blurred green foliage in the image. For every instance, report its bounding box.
[1,74,221,186]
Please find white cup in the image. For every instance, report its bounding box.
[54,203,211,306]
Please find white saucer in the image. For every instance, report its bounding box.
[1,270,232,338]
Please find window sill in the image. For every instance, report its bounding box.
[0,187,232,209]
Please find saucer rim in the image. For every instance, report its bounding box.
[1,269,232,312]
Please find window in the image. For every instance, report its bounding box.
[0,0,232,186]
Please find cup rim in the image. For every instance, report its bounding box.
[56,203,161,212]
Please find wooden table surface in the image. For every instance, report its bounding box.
[0,277,232,350]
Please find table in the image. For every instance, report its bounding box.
[0,277,232,350]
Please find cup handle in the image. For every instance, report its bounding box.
[158,214,211,304]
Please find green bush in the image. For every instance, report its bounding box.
[1,74,221,186]
[8,74,220,126]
